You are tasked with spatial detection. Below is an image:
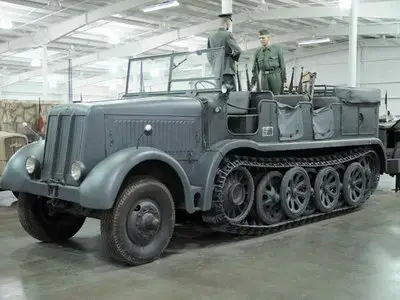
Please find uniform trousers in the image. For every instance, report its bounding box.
[260,70,283,95]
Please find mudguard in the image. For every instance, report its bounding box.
[79,146,194,212]
[193,137,387,211]
[0,140,45,192]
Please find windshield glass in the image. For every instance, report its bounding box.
[125,47,224,94]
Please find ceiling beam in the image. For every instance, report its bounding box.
[2,1,399,87]
[241,24,400,52]
[0,0,154,55]
[243,1,400,21]
[283,38,400,62]
[75,38,400,89]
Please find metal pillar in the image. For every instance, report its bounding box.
[221,0,232,32]
[349,0,358,87]
[68,59,73,103]
[42,46,48,100]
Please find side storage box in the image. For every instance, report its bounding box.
[311,96,341,140]
[334,87,381,136]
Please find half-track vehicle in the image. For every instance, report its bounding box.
[0,47,391,266]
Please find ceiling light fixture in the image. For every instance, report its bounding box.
[142,0,179,12]
[339,0,351,11]
[31,58,41,67]
[297,37,331,46]
[108,35,120,45]
[0,17,12,30]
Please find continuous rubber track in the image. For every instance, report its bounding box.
[201,146,379,236]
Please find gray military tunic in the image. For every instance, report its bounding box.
[207,28,242,88]
[251,44,287,94]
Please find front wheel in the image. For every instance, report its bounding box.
[101,178,175,266]
[17,193,86,242]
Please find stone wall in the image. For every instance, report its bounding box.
[0,99,63,136]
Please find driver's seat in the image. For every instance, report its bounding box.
[226,91,258,134]
[226,91,251,114]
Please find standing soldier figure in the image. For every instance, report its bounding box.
[251,29,287,94]
[207,13,242,91]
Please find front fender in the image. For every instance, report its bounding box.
[79,146,194,212]
[0,140,45,192]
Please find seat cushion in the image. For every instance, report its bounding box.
[334,87,381,104]
[274,94,310,107]
[227,91,251,114]
[313,96,340,109]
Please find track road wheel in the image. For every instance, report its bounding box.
[314,167,340,213]
[17,193,85,242]
[280,167,311,219]
[343,162,366,207]
[303,168,317,216]
[334,164,346,208]
[358,151,380,199]
[255,171,284,225]
[101,178,175,266]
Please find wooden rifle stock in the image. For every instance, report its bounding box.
[288,67,294,93]
[255,60,261,91]
[236,65,242,91]
[245,64,251,91]
[297,67,304,93]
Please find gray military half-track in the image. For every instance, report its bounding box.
[0,47,391,266]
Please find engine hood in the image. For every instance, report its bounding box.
[49,95,203,117]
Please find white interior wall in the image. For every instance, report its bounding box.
[284,44,400,116]
[0,78,123,102]
[2,44,400,110]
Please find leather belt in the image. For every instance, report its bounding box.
[263,69,280,74]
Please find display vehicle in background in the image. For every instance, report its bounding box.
[0,46,395,266]
[0,130,28,197]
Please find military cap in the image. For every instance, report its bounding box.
[218,13,232,21]
[258,29,270,36]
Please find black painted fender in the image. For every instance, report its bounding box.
[0,140,45,192]
[193,137,387,211]
[79,146,194,212]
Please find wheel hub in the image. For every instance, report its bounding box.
[126,200,161,246]
[229,183,245,205]
[140,213,160,230]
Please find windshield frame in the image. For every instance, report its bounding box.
[123,46,225,97]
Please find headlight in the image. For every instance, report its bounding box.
[25,156,39,175]
[221,84,228,94]
[71,161,85,181]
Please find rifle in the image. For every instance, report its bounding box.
[245,64,251,91]
[236,65,242,91]
[288,67,294,93]
[297,67,304,93]
[255,59,261,92]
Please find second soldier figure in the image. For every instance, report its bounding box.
[251,29,287,94]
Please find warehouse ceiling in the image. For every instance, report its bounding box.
[0,0,399,96]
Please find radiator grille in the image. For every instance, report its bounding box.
[3,136,27,160]
[41,113,85,182]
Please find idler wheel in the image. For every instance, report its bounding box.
[221,166,255,223]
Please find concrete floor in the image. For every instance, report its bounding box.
[1,175,400,299]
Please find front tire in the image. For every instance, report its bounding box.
[17,193,86,242]
[101,178,175,266]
